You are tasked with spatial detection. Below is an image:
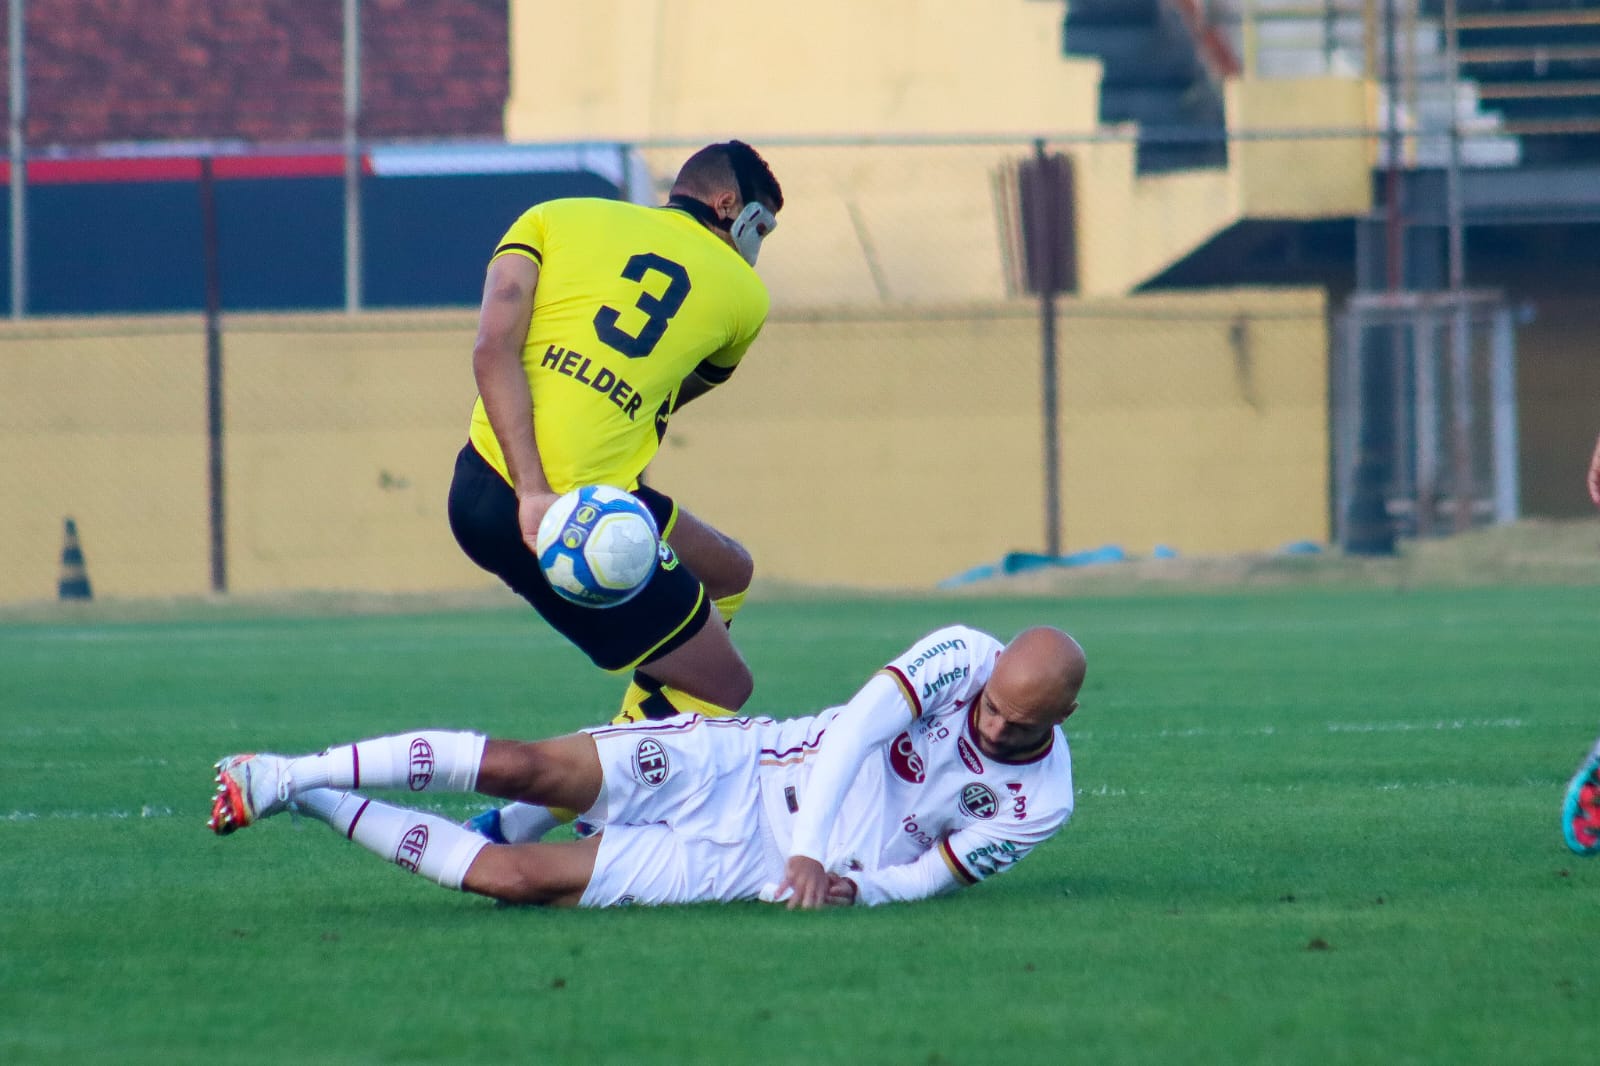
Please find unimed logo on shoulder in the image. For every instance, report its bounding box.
[634,737,670,787]
[395,824,429,872]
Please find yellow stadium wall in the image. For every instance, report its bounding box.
[653,289,1330,585]
[0,317,214,599]
[506,2,1373,300]
[506,0,1102,140]
[0,292,1328,603]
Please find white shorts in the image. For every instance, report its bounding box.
[577,714,783,908]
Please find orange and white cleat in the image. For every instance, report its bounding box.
[208,753,293,836]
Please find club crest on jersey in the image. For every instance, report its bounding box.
[395,824,429,871]
[957,736,984,774]
[634,737,670,787]
[960,782,999,820]
[408,738,435,791]
[888,731,925,783]
[658,541,679,571]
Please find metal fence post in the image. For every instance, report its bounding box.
[199,157,227,593]
[8,0,25,319]
[343,0,362,313]
[1490,307,1519,523]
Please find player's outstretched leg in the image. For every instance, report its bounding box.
[214,731,600,842]
[209,731,486,837]
[1562,736,1600,855]
[242,786,596,905]
[293,787,491,892]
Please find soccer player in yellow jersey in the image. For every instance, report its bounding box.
[448,142,783,842]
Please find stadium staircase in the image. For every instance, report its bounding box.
[1238,0,1527,168]
[1052,0,1600,293]
[1065,0,1534,171]
[1063,0,1234,171]
[1447,0,1600,165]
[1133,0,1600,169]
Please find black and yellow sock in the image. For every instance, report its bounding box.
[613,673,739,724]
[611,589,750,723]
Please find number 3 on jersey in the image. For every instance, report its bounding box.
[592,253,691,359]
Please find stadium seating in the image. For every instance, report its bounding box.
[1063,0,1233,171]
[1451,0,1600,164]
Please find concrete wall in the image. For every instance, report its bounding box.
[0,292,1330,603]
[654,290,1331,586]
[506,0,1101,140]
[506,1,1375,299]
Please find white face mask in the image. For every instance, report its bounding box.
[728,201,778,266]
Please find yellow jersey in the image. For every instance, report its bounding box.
[468,197,771,491]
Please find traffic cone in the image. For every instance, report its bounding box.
[58,517,93,601]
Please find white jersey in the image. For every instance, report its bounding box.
[754,625,1075,904]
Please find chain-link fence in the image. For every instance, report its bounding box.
[1334,290,1519,547]
[0,131,1348,601]
[3,1,1598,602]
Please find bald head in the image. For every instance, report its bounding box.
[991,626,1086,724]
[969,626,1085,759]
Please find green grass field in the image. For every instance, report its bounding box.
[3,586,1598,1064]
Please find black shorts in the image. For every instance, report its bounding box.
[446,443,711,671]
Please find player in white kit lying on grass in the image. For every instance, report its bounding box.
[207,624,1086,909]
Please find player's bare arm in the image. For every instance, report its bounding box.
[1587,431,1600,508]
[473,254,557,548]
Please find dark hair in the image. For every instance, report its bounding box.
[675,140,784,213]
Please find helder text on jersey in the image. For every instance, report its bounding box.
[539,344,645,420]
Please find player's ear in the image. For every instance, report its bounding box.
[710,188,740,222]
[1061,699,1079,722]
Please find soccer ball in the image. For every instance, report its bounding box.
[535,485,660,607]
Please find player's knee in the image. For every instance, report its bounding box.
[723,539,754,595]
[525,740,583,802]
[488,740,571,805]
[697,535,754,601]
[718,659,754,711]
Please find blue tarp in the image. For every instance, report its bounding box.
[939,540,1323,587]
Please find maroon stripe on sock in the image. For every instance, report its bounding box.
[351,745,360,789]
[346,798,371,840]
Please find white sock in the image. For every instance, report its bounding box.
[294,787,356,827]
[496,802,564,843]
[287,731,486,795]
[297,788,488,892]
